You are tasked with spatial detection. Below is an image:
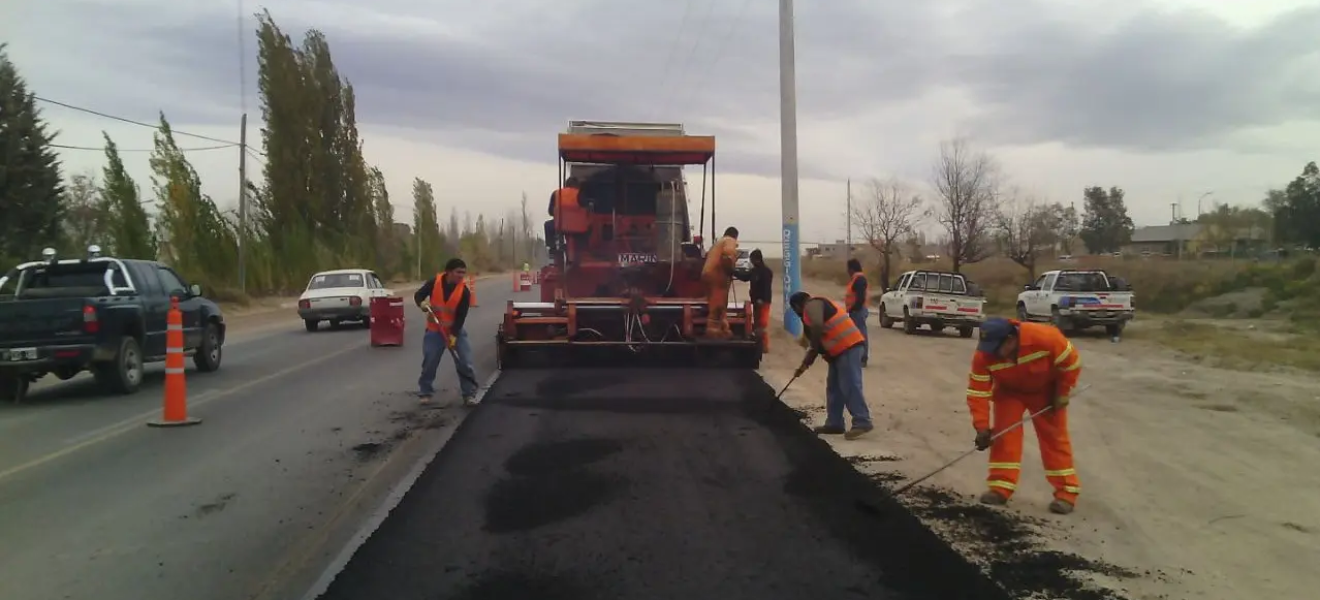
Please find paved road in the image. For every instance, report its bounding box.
[315,369,1011,600]
[0,277,518,600]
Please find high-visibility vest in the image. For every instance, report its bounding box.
[426,274,466,333]
[553,187,580,213]
[845,272,868,309]
[803,298,865,358]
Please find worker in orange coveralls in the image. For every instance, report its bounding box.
[701,227,739,339]
[967,317,1083,515]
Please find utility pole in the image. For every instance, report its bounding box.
[237,113,247,293]
[1171,202,1181,259]
[779,0,803,337]
[845,178,853,262]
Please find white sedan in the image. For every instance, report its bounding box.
[298,269,394,332]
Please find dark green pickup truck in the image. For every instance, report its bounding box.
[0,249,226,403]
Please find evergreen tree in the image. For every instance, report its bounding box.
[0,43,65,263]
[101,133,156,259]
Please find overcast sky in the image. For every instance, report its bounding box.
[4,0,1318,253]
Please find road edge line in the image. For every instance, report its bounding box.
[296,368,504,600]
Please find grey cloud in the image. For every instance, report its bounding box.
[14,0,1317,179]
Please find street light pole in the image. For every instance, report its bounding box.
[779,0,803,337]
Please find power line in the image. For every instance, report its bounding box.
[670,0,754,112]
[50,142,235,153]
[657,0,722,117]
[33,95,245,147]
[650,0,697,121]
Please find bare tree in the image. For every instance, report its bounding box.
[931,137,999,272]
[994,188,1060,280]
[852,177,924,291]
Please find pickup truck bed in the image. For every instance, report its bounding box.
[312,369,1012,600]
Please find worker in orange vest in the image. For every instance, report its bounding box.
[701,227,740,339]
[733,248,773,352]
[844,258,870,367]
[967,317,1083,514]
[545,177,581,253]
[415,258,479,407]
[790,291,873,440]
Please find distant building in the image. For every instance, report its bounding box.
[815,240,873,261]
[1124,223,1269,257]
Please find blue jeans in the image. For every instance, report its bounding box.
[825,345,872,429]
[419,329,478,398]
[849,308,870,364]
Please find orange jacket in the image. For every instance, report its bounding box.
[845,272,868,310]
[701,235,738,277]
[966,320,1082,430]
[552,187,580,215]
[426,273,466,333]
[804,298,866,358]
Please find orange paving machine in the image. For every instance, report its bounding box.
[496,121,761,369]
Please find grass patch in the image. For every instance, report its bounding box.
[1131,319,1320,372]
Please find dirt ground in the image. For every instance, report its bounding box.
[740,279,1320,600]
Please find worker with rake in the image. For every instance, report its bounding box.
[415,258,480,407]
[967,317,1083,515]
[790,291,874,440]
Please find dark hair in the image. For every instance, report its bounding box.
[723,226,739,238]
[750,249,763,260]
[847,258,862,273]
[564,177,580,187]
[444,258,467,272]
[789,291,810,309]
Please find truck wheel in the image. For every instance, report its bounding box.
[194,322,223,372]
[958,326,974,338]
[902,308,916,335]
[1050,307,1073,334]
[0,374,29,404]
[1105,323,1125,337]
[878,305,894,329]
[1017,303,1029,321]
[304,319,319,332]
[94,336,144,395]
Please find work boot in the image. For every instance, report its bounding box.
[844,424,874,440]
[979,491,1009,506]
[813,424,845,435]
[1048,499,1075,515]
[418,393,433,405]
[462,395,479,407]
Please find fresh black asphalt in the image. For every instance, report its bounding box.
[316,368,1013,600]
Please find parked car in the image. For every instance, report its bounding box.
[1017,269,1134,336]
[298,269,394,332]
[0,246,225,403]
[877,270,986,338]
[733,248,753,277]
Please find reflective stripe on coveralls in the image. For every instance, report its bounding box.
[845,272,867,309]
[426,274,466,333]
[804,298,866,358]
[966,320,1083,503]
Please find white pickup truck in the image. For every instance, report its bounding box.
[1016,269,1134,336]
[877,270,986,338]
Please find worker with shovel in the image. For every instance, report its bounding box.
[415,258,480,407]
[967,317,1083,515]
[790,291,873,440]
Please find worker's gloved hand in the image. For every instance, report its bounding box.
[418,299,431,312]
[1052,392,1070,409]
[447,335,458,349]
[974,429,993,451]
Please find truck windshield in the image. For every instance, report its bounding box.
[308,273,365,290]
[1055,272,1109,291]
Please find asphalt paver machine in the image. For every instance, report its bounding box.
[496,121,761,369]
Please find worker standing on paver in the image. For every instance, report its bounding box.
[790,291,873,440]
[844,258,870,367]
[967,317,1082,514]
[415,258,479,407]
[702,227,739,339]
[733,248,773,352]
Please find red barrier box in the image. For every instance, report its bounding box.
[370,296,405,347]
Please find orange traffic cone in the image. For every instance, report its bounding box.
[511,271,519,291]
[467,274,479,307]
[148,297,201,427]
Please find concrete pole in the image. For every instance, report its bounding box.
[237,113,247,293]
[779,0,803,336]
[845,178,852,262]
